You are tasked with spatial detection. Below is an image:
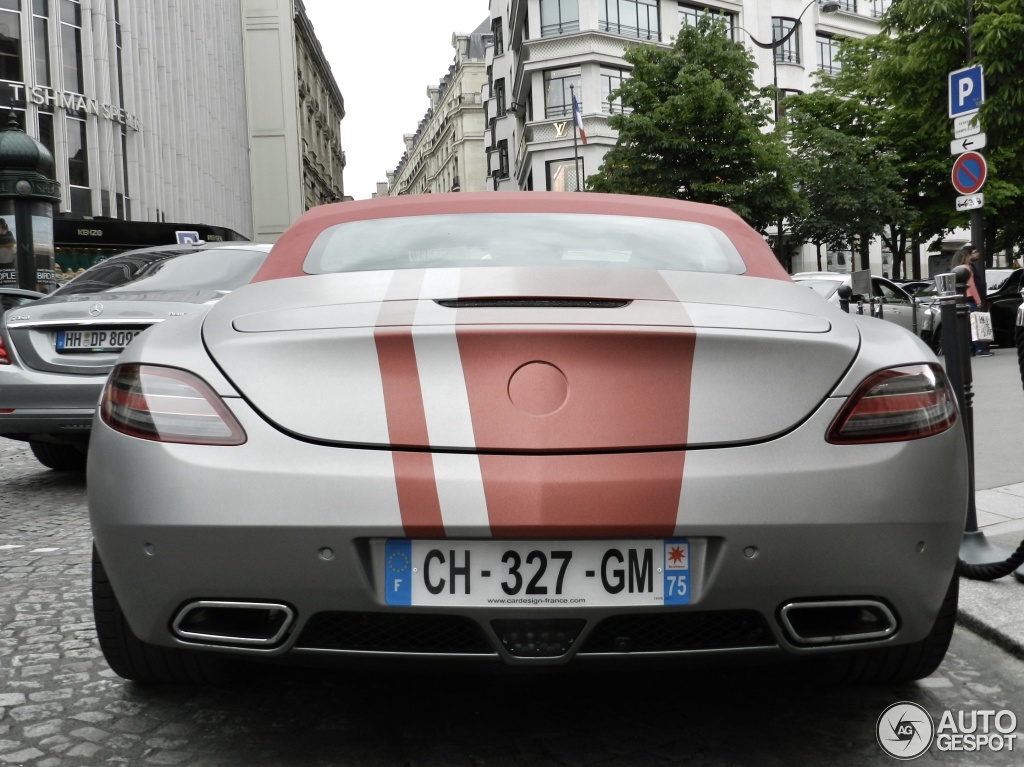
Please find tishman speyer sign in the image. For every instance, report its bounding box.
[8,84,141,132]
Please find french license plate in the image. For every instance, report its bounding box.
[384,539,689,607]
[56,328,142,352]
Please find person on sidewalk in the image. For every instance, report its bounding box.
[951,245,991,357]
[968,245,993,357]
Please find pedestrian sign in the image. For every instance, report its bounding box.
[951,151,987,195]
[949,66,984,118]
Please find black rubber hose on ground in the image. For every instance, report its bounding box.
[956,322,1024,580]
[958,542,1024,580]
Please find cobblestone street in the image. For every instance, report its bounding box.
[3,437,1024,766]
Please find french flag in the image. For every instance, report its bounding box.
[572,94,587,144]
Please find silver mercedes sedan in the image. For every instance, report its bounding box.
[0,242,271,470]
[87,193,967,684]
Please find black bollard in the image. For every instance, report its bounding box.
[942,268,1014,566]
[837,284,851,314]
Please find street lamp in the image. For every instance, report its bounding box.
[734,0,841,123]
[731,0,841,268]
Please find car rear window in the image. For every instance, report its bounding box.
[52,248,268,296]
[303,213,746,275]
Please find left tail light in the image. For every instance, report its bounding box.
[0,336,10,365]
[100,364,246,445]
[826,364,958,444]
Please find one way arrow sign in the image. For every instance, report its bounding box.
[951,133,987,155]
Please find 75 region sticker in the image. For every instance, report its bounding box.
[662,539,689,605]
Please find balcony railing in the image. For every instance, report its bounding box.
[598,21,660,42]
[541,21,580,37]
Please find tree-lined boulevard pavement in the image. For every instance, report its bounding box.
[2,347,1024,766]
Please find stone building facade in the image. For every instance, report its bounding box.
[242,0,345,242]
[386,19,489,196]
[0,0,344,246]
[484,0,884,271]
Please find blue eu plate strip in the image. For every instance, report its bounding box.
[384,540,412,605]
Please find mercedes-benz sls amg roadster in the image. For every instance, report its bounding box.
[88,193,967,684]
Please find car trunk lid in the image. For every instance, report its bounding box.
[201,268,860,451]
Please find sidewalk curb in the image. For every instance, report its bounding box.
[956,569,1024,662]
[957,611,1024,661]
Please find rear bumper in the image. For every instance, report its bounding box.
[88,397,969,665]
[0,366,106,441]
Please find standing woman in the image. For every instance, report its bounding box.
[968,245,992,356]
[950,245,989,357]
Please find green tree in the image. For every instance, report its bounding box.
[588,17,805,240]
[855,0,1024,261]
[783,87,904,273]
[782,34,938,278]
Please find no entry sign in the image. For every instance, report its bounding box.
[951,151,987,195]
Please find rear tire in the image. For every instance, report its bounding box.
[29,440,87,471]
[92,545,233,684]
[810,570,958,685]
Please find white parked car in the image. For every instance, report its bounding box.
[792,271,921,337]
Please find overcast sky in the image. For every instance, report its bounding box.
[301,0,491,201]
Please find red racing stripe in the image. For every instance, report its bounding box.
[478,452,687,538]
[457,271,695,537]
[375,270,445,535]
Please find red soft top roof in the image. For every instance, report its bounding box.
[252,192,789,282]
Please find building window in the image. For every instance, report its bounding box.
[491,17,503,55]
[599,0,660,41]
[60,0,83,94]
[817,34,841,75]
[827,244,852,274]
[540,0,579,37]
[544,67,581,119]
[32,0,50,87]
[497,139,509,179]
[870,0,890,17]
[547,158,583,192]
[600,68,629,114]
[773,18,800,64]
[114,0,124,107]
[37,111,54,177]
[777,88,802,121]
[66,115,90,214]
[678,2,735,38]
[836,0,858,12]
[0,0,23,83]
[495,78,506,117]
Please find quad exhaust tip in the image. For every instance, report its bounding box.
[779,599,897,646]
[172,600,295,647]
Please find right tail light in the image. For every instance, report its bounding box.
[826,364,958,444]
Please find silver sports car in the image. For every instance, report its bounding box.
[88,193,967,684]
[0,242,271,470]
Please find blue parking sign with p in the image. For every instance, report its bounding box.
[949,66,984,118]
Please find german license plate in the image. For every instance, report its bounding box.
[384,539,689,607]
[56,328,142,352]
